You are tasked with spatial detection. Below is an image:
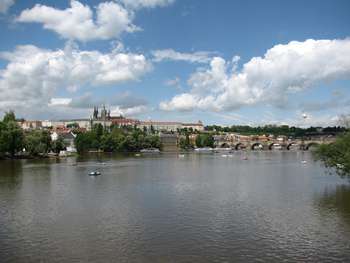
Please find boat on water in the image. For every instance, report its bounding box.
[194,147,214,153]
[140,148,160,153]
[89,171,101,176]
[214,147,233,153]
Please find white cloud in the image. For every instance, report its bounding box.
[0,0,14,14]
[0,43,151,116]
[49,98,72,106]
[111,105,149,117]
[160,39,350,111]
[152,49,214,63]
[118,0,174,10]
[16,0,138,42]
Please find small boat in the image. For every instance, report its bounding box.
[178,154,185,158]
[194,147,214,153]
[135,153,141,157]
[89,171,101,176]
[140,148,160,153]
[301,160,307,164]
[215,147,232,153]
[241,156,248,160]
[221,154,228,158]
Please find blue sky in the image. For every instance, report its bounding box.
[0,0,349,126]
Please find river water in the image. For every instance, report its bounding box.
[1,151,350,262]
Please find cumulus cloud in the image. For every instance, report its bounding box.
[16,0,138,42]
[160,39,350,111]
[118,0,174,10]
[0,44,151,116]
[152,49,214,63]
[49,98,72,106]
[111,105,149,117]
[47,92,149,118]
[68,91,148,109]
[0,0,14,14]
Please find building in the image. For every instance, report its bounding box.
[17,120,42,130]
[182,121,204,131]
[110,116,140,127]
[137,120,204,132]
[138,121,183,132]
[51,129,77,153]
[21,106,205,133]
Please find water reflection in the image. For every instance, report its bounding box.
[1,152,350,262]
[315,184,350,226]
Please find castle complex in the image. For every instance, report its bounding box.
[21,106,204,132]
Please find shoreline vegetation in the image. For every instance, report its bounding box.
[1,110,350,177]
[74,123,162,154]
[314,132,350,176]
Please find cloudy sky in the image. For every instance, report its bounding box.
[0,0,349,126]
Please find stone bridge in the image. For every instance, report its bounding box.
[214,136,335,151]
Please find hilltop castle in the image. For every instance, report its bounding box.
[92,105,111,121]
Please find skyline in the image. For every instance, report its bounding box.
[0,0,350,126]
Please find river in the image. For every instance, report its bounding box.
[1,151,350,262]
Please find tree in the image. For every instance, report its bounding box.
[67,122,79,129]
[3,111,16,123]
[339,114,350,129]
[179,133,193,150]
[203,134,214,148]
[195,135,203,148]
[314,132,350,176]
[75,133,92,154]
[51,136,66,154]
[100,133,115,152]
[24,130,51,156]
[0,119,24,157]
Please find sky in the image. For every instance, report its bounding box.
[0,0,349,127]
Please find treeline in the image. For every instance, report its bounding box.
[179,133,214,150]
[205,125,347,137]
[74,124,161,154]
[314,132,350,176]
[0,111,65,158]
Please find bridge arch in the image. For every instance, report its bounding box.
[269,142,276,150]
[235,143,246,150]
[305,142,319,150]
[251,142,263,150]
[220,143,230,148]
[287,143,299,150]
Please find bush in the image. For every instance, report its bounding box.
[314,132,350,175]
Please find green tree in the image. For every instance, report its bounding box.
[67,122,79,129]
[195,135,203,148]
[75,132,92,154]
[314,132,350,176]
[51,136,66,154]
[179,133,193,150]
[202,134,214,148]
[0,116,24,157]
[24,130,51,156]
[100,133,115,152]
[3,111,16,123]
